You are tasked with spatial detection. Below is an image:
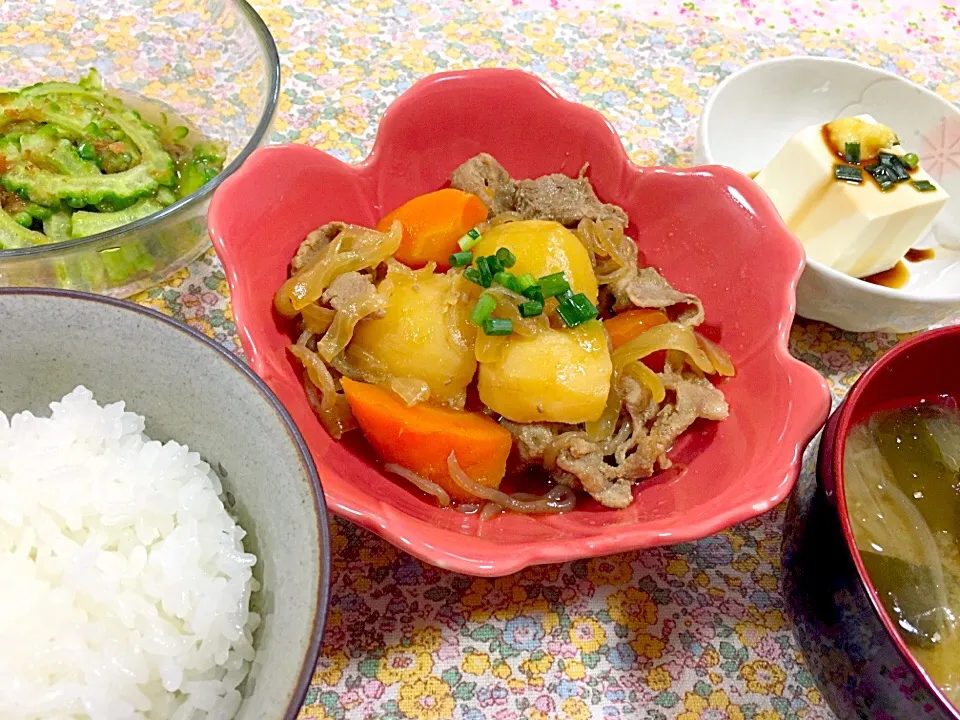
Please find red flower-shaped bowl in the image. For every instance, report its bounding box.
[209,69,830,576]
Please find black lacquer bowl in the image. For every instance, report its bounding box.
[783,326,960,720]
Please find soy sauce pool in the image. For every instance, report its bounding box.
[844,399,960,706]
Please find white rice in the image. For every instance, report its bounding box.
[0,386,259,720]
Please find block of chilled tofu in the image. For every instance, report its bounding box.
[754,114,949,278]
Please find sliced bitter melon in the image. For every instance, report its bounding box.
[42,211,72,241]
[70,197,163,238]
[49,138,100,176]
[2,108,175,207]
[19,131,100,177]
[175,141,227,198]
[0,206,49,249]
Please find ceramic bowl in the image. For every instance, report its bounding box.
[697,56,960,333]
[209,68,831,577]
[0,0,279,297]
[0,289,330,720]
[783,325,960,720]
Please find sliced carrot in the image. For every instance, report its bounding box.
[603,308,670,350]
[376,188,488,270]
[340,378,511,502]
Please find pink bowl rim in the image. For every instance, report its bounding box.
[211,68,831,576]
[829,324,960,718]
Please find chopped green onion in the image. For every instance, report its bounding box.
[903,152,920,169]
[463,267,483,285]
[865,163,896,191]
[475,256,493,287]
[483,317,513,336]
[458,227,482,251]
[834,165,863,184]
[556,293,599,328]
[449,251,473,267]
[172,125,189,141]
[516,273,538,292]
[843,141,861,164]
[518,300,544,317]
[486,254,504,276]
[494,271,521,292]
[912,180,936,192]
[470,293,497,326]
[522,287,544,304]
[875,176,895,191]
[495,247,517,268]
[879,153,910,182]
[538,272,571,298]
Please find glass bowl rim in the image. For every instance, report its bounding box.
[0,0,281,261]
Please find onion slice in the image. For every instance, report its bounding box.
[275,221,402,316]
[612,321,715,375]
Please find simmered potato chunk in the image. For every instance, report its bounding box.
[478,320,612,424]
[347,265,476,404]
[471,220,598,303]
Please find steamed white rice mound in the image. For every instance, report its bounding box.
[0,386,259,720]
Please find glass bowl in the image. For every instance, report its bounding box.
[0,0,279,297]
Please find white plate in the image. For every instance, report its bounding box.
[696,56,960,333]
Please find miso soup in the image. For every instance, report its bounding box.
[844,400,960,705]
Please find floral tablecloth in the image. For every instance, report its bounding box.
[129,1,960,718]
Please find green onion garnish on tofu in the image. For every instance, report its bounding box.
[844,142,861,164]
[903,152,920,169]
[911,180,936,192]
[834,165,863,184]
[865,163,896,191]
[878,152,910,182]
